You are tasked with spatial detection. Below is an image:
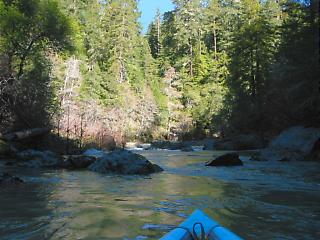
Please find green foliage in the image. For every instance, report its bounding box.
[1,0,317,138]
[0,0,74,129]
[222,0,279,133]
[266,0,319,129]
[14,53,55,127]
[0,0,73,57]
[147,22,160,59]
[80,63,120,106]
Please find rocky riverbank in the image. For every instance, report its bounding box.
[0,147,163,186]
[1,125,319,188]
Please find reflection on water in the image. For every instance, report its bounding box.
[0,150,320,239]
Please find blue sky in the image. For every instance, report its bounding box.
[138,0,174,33]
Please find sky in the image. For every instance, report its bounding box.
[138,0,174,33]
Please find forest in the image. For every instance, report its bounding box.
[0,0,319,147]
[0,1,320,239]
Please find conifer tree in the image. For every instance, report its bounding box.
[101,0,141,85]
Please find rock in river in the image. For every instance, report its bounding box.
[206,153,243,166]
[88,149,163,175]
[62,155,96,169]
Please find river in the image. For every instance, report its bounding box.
[0,150,319,239]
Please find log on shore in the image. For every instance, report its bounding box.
[1,128,50,141]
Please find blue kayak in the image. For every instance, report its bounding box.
[160,209,243,240]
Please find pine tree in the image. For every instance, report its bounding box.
[147,9,161,59]
[100,0,141,84]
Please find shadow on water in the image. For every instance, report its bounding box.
[0,170,66,240]
[0,150,320,239]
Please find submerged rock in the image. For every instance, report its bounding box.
[88,149,163,175]
[0,173,24,185]
[206,153,243,166]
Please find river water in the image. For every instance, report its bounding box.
[0,150,319,240]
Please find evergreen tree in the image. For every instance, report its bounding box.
[226,0,279,133]
[147,9,161,59]
[100,0,142,85]
[267,0,319,129]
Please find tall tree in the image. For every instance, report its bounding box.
[100,0,142,85]
[226,0,279,133]
[172,0,203,78]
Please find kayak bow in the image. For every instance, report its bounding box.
[160,209,243,240]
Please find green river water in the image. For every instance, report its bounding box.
[0,150,319,239]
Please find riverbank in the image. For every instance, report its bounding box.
[1,126,319,179]
[126,126,320,163]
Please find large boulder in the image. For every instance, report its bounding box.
[88,149,163,175]
[206,153,243,166]
[62,155,96,169]
[16,150,60,168]
[269,126,320,152]
[214,134,265,150]
[260,126,320,161]
[0,173,24,185]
